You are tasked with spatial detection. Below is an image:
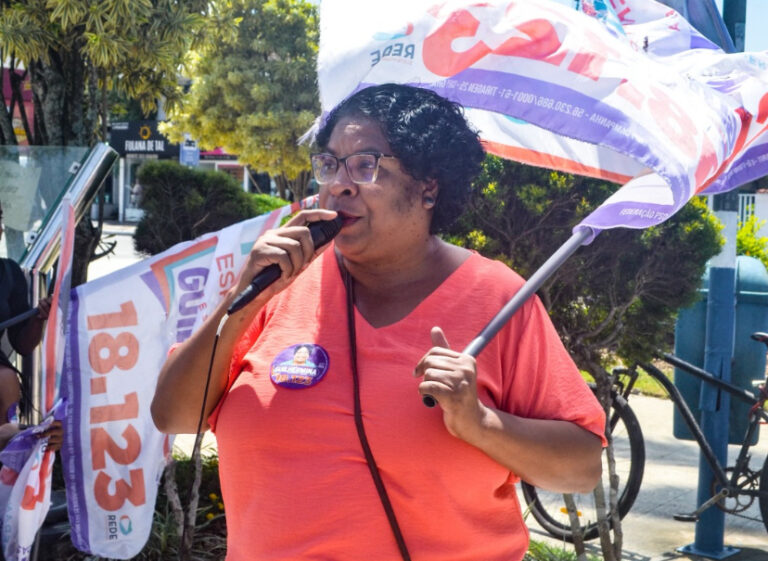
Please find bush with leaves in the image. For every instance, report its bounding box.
[136,450,227,561]
[449,157,722,373]
[737,214,768,270]
[134,160,288,255]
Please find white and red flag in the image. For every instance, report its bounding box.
[0,197,75,561]
[318,0,768,238]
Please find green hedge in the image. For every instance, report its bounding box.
[134,161,288,255]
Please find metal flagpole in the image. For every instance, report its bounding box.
[463,228,593,357]
[422,228,592,408]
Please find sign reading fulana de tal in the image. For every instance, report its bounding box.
[109,121,180,158]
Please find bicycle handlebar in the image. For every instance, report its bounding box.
[660,353,760,405]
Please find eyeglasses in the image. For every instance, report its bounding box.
[310,152,397,185]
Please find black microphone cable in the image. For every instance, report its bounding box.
[180,314,226,560]
[191,215,344,442]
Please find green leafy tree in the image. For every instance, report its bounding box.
[164,0,319,202]
[450,157,722,373]
[737,214,768,270]
[134,160,287,255]
[0,0,233,146]
[0,0,236,284]
[447,157,722,560]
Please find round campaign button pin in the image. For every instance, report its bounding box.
[270,344,330,388]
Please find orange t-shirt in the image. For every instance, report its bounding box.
[211,248,605,561]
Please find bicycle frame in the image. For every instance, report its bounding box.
[601,367,640,432]
[637,357,768,501]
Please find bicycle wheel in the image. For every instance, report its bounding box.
[759,454,768,534]
[521,390,645,542]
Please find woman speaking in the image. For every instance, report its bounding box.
[152,84,605,561]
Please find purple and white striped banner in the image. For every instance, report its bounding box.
[318,0,768,238]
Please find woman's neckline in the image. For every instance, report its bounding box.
[338,245,476,330]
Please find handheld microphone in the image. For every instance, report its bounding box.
[423,395,437,407]
[227,216,343,315]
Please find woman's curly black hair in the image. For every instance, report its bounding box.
[315,84,485,234]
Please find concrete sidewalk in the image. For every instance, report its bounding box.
[525,393,768,560]
[86,220,144,280]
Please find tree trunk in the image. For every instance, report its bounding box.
[30,59,65,146]
[594,479,619,561]
[589,362,623,561]
[100,69,109,141]
[0,102,15,146]
[163,460,185,539]
[71,218,102,288]
[85,64,100,144]
[275,169,313,203]
[563,493,588,561]
[29,47,89,146]
[9,69,33,145]
[31,85,45,146]
[274,174,288,200]
[606,430,623,558]
[179,434,205,560]
[0,66,17,145]
[292,169,312,202]
[29,47,102,285]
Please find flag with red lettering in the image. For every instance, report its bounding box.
[598,0,768,195]
[318,0,768,239]
[0,401,66,561]
[59,197,316,558]
[42,197,75,412]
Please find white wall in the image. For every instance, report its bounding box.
[747,193,768,238]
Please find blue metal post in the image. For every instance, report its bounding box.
[672,1,745,555]
[679,194,738,559]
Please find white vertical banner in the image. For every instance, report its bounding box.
[60,197,316,558]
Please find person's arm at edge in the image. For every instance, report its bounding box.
[460,405,603,493]
[10,297,51,356]
[0,422,20,450]
[150,290,266,435]
[6,257,49,356]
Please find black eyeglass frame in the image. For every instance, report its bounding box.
[310,152,397,185]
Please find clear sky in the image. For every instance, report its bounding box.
[715,0,767,52]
